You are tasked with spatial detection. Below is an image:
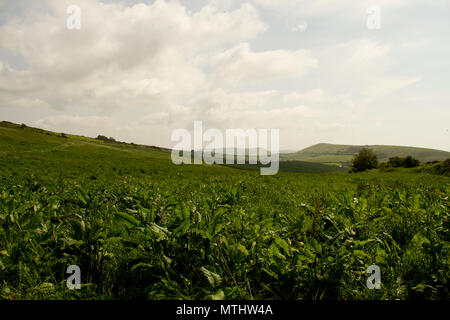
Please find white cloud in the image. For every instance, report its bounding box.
[212,43,317,86]
[0,0,267,112]
[0,0,446,151]
[251,0,415,14]
[251,0,301,8]
[318,38,421,104]
[292,22,308,32]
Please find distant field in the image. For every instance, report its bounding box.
[0,122,449,300]
[281,143,450,167]
[226,160,346,173]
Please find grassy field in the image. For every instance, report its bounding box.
[281,143,450,167]
[0,122,449,300]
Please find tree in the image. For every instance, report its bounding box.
[350,148,378,172]
[97,135,116,142]
[402,156,420,168]
[387,156,402,168]
[387,156,420,168]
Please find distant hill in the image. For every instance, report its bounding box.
[0,121,343,174]
[281,143,450,167]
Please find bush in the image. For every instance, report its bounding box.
[97,135,116,143]
[386,157,402,168]
[350,148,378,172]
[387,156,420,168]
[413,159,450,176]
[432,158,450,175]
[402,156,420,168]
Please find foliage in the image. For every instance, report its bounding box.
[385,156,420,168]
[350,148,378,173]
[412,159,450,176]
[96,135,116,143]
[281,143,450,167]
[0,122,449,300]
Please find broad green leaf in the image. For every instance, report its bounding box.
[115,211,140,228]
[173,219,190,237]
[131,262,153,272]
[274,237,290,256]
[237,244,249,256]
[201,267,222,288]
[76,188,88,205]
[209,289,225,300]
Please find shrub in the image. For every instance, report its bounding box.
[350,148,378,172]
[402,156,420,168]
[387,156,420,168]
[387,156,402,168]
[433,158,450,175]
[97,135,116,142]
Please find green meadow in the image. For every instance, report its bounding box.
[0,122,449,300]
[281,143,450,167]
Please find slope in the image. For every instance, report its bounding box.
[281,143,450,167]
[0,121,343,176]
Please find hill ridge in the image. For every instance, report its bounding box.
[0,121,344,173]
[298,142,449,153]
[281,142,450,167]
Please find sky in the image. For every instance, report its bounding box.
[0,0,449,151]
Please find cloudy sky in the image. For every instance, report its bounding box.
[0,0,449,151]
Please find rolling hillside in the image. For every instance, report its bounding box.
[1,121,449,300]
[281,143,450,167]
[0,121,342,174]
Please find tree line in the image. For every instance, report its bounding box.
[350,148,423,173]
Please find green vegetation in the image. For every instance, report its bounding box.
[226,160,346,174]
[96,135,117,143]
[281,143,450,168]
[350,148,379,173]
[381,159,450,177]
[418,159,450,176]
[381,156,421,169]
[0,121,449,300]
